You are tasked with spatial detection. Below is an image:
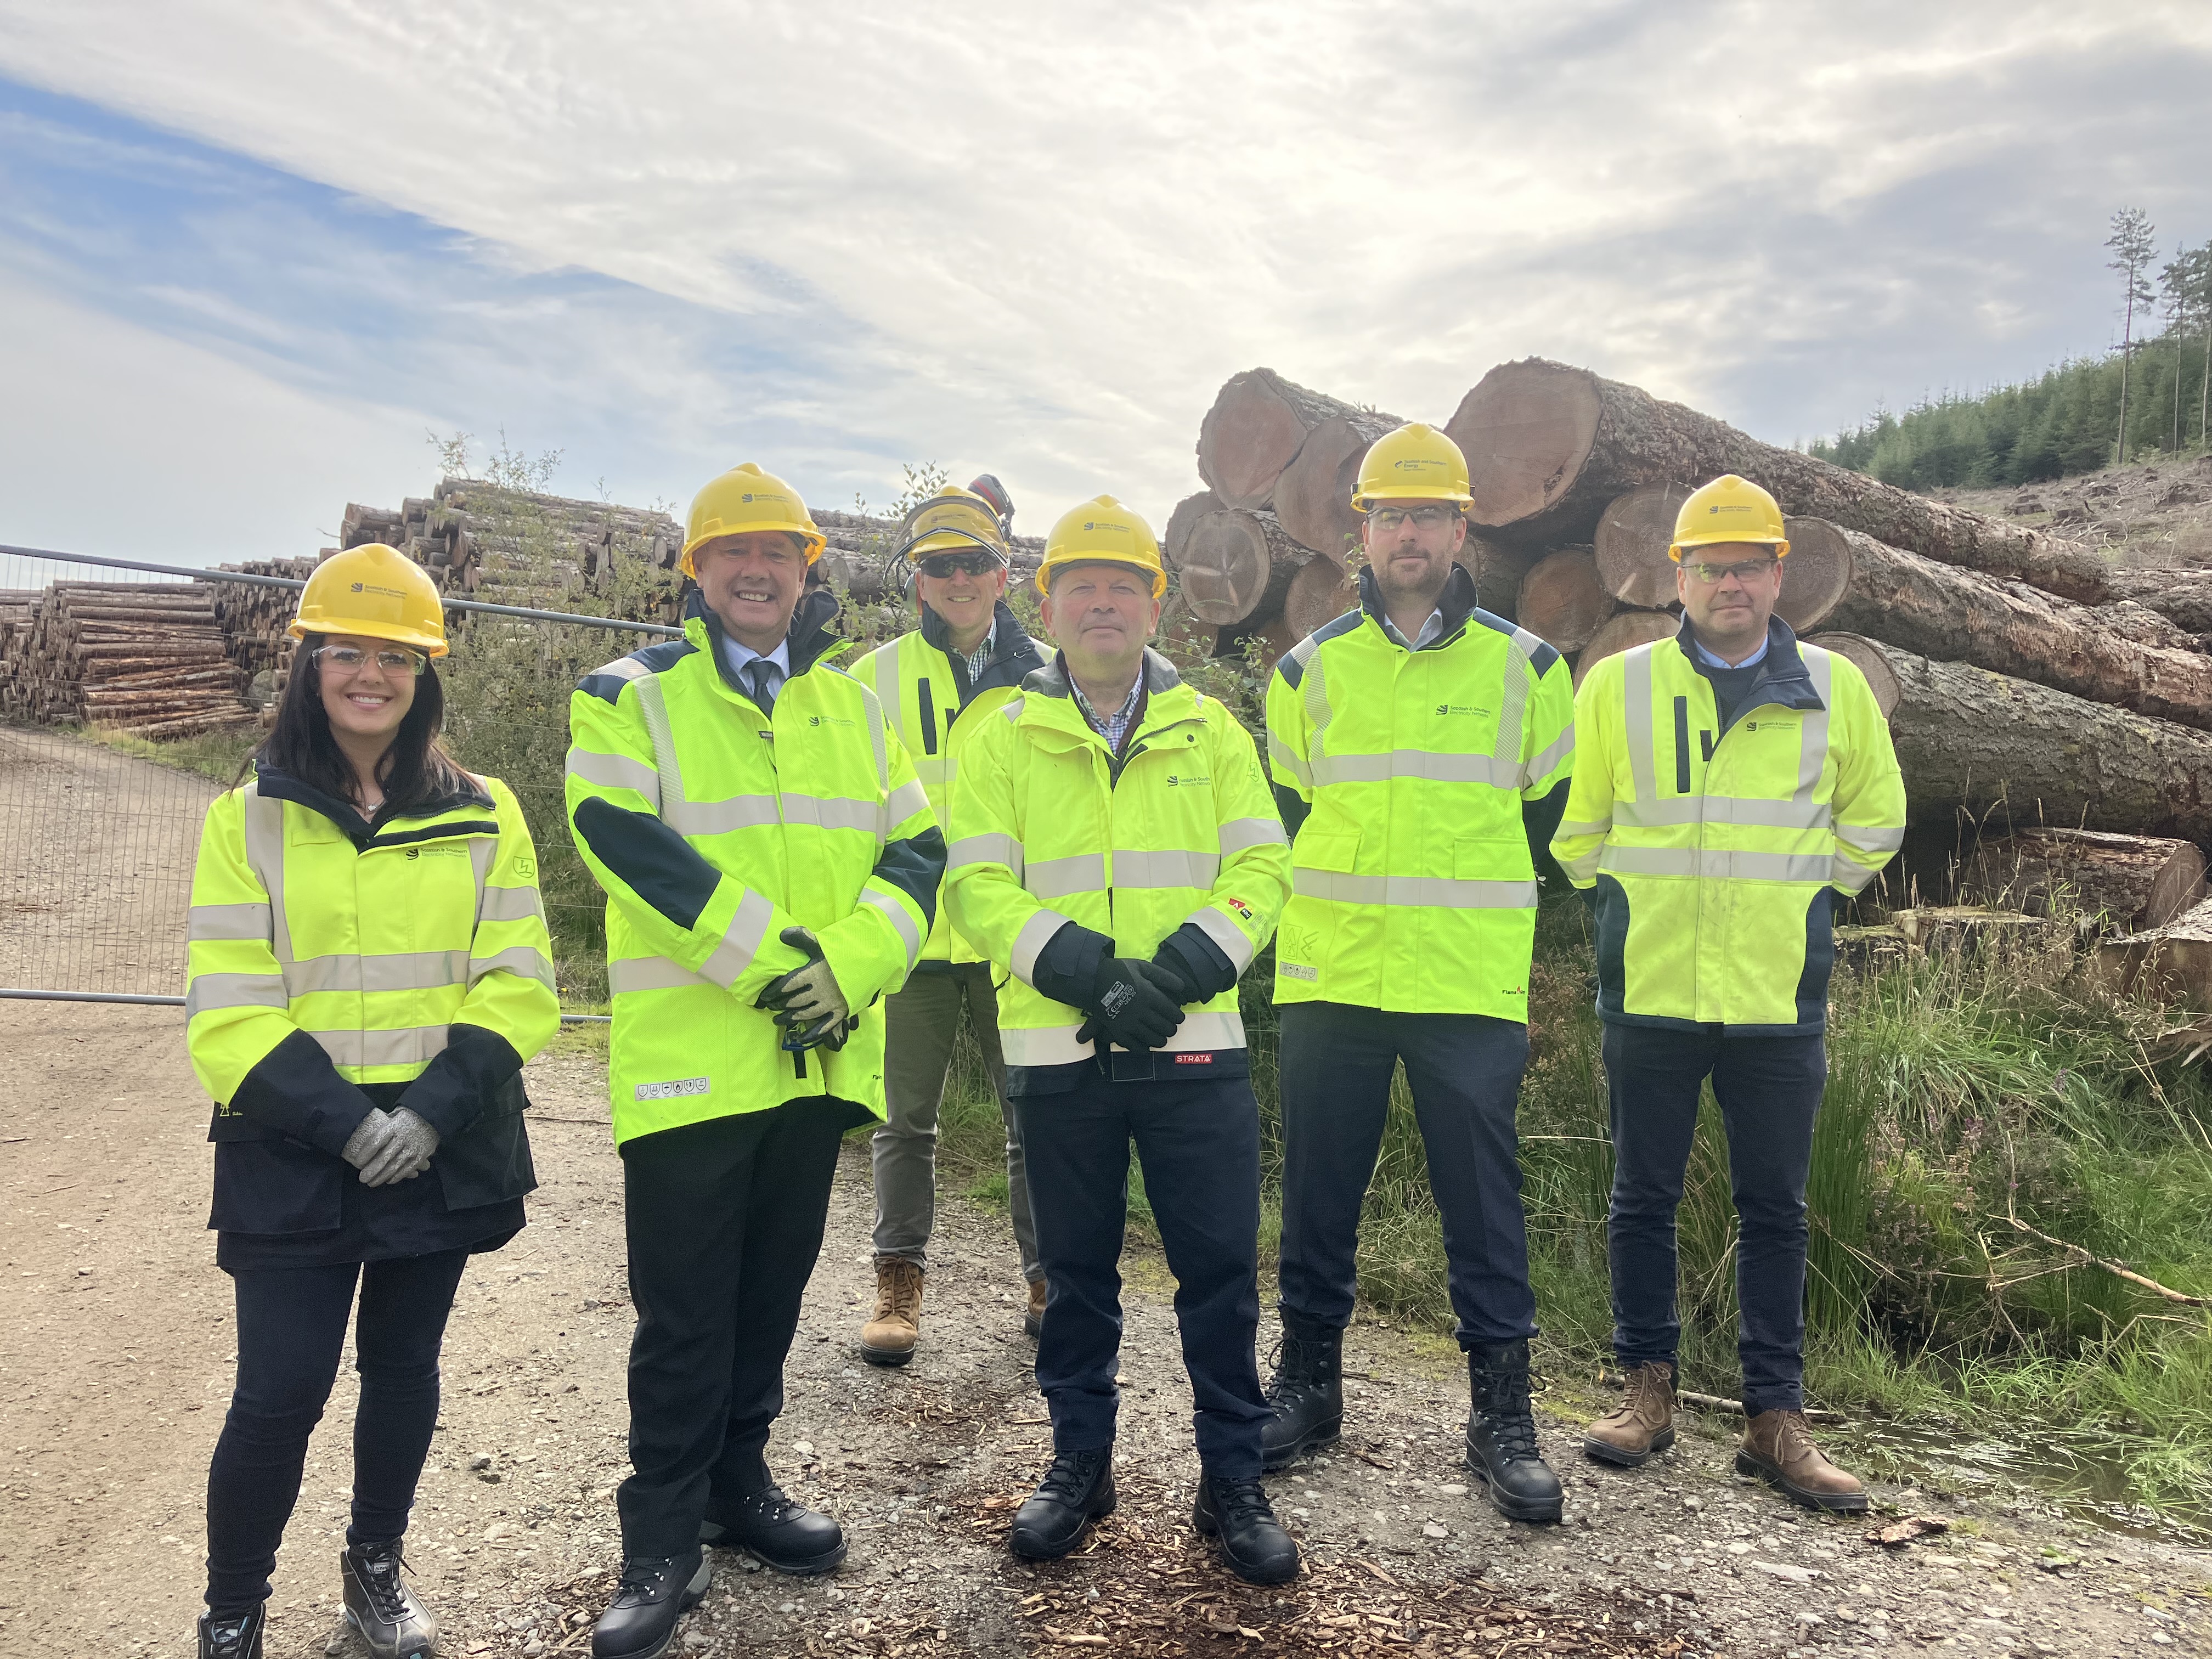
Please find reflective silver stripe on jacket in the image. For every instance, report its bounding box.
[1026,854,1105,902]
[1596,847,1833,883]
[240,783,293,963]
[1612,796,1834,831]
[1113,849,1219,890]
[565,746,662,807]
[949,833,1023,876]
[1011,909,1073,987]
[1310,751,1520,788]
[188,902,272,943]
[1524,727,1575,788]
[608,956,713,995]
[1217,817,1288,854]
[310,1026,453,1069]
[469,945,557,989]
[1268,737,1313,789]
[185,972,291,1018]
[478,884,546,924]
[283,950,473,997]
[861,888,924,969]
[696,888,778,988]
[1000,1008,1248,1067]
[884,778,930,833]
[1190,905,1256,973]
[1291,870,1539,910]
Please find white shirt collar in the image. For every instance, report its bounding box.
[1381,608,1444,651]
[718,634,792,675]
[1690,629,1768,670]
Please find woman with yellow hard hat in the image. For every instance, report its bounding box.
[184,544,560,1659]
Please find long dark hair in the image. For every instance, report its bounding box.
[240,633,472,813]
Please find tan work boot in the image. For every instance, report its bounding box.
[1736,1408,1869,1513]
[1583,1361,1677,1468]
[1023,1277,1047,1340]
[860,1257,924,1367]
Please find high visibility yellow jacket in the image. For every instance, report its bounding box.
[186,764,560,1170]
[944,650,1291,1087]
[565,591,944,1144]
[1551,619,1906,1034]
[1263,568,1577,1019]
[847,600,1044,967]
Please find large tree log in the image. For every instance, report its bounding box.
[1515,549,1615,652]
[1273,414,1401,555]
[1844,639,2212,840]
[1163,489,1223,571]
[1460,536,1534,621]
[2102,567,2212,635]
[1446,359,2112,601]
[1573,610,1680,689]
[1780,519,2212,729]
[1175,507,1314,625]
[1196,369,1400,510]
[2090,896,2212,1007]
[1283,554,1356,639]
[1807,633,1900,719]
[1961,828,2207,933]
[1593,484,1690,607]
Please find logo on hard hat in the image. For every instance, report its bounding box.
[351,582,363,593]
[1395,458,1443,474]
[1709,504,1753,516]
[742,493,755,503]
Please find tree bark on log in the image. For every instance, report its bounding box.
[2102,567,2212,634]
[1164,490,1223,571]
[1176,507,1314,625]
[1593,484,1690,607]
[1781,518,2212,729]
[1960,828,2207,932]
[1196,369,1398,510]
[1283,554,1356,639]
[1573,610,1680,689]
[2091,896,2212,1007]
[1273,415,1398,556]
[1515,549,1615,652]
[1446,358,2112,602]
[1460,537,1534,621]
[1842,639,2212,840]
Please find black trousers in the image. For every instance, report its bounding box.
[1014,1070,1270,1478]
[1601,1023,1826,1414]
[1276,1002,1537,1345]
[617,1101,852,1558]
[205,1248,470,1615]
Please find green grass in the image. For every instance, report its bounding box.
[77,722,261,785]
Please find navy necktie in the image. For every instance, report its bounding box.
[746,659,777,715]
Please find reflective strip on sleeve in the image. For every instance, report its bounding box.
[1000,1008,1248,1068]
[587,655,652,684]
[663,794,781,837]
[884,778,930,830]
[1612,795,1834,831]
[1310,751,1520,788]
[1831,854,1884,894]
[1217,817,1288,854]
[1291,870,1539,910]
[240,785,292,963]
[696,889,778,988]
[184,972,290,1018]
[1523,727,1575,788]
[608,956,713,995]
[1555,819,1613,838]
[1113,849,1220,890]
[1836,823,1906,854]
[478,884,546,924]
[469,945,557,988]
[1267,737,1313,788]
[949,833,1023,874]
[1190,904,1256,973]
[311,1026,452,1069]
[1011,909,1073,987]
[1025,854,1107,901]
[188,902,272,943]
[1554,845,1605,882]
[861,888,924,969]
[565,746,662,805]
[1597,847,1833,882]
[911,754,952,788]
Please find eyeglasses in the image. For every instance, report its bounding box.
[1367,505,1461,532]
[917,551,1002,578]
[314,644,426,676]
[1683,557,1779,585]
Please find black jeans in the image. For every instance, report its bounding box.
[617,1101,852,1558]
[205,1248,471,1615]
[1601,1023,1826,1414]
[1014,1070,1270,1478]
[1276,1002,1537,1345]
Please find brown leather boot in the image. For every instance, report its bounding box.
[860,1257,924,1367]
[1023,1277,1047,1340]
[1736,1408,1869,1513]
[1583,1361,1677,1468]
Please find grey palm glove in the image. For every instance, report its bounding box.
[356,1107,441,1187]
[758,927,850,1026]
[341,1109,398,1173]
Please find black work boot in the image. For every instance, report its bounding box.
[591,1550,712,1659]
[700,1485,848,1574]
[1009,1446,1116,1560]
[340,1540,438,1659]
[1192,1474,1302,1584]
[1259,1313,1344,1471]
[1464,1338,1564,1523]
[198,1608,264,1659]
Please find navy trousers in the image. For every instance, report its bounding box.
[1601,1022,1826,1414]
[1276,1002,1537,1346]
[1014,1070,1271,1478]
[206,1248,470,1614]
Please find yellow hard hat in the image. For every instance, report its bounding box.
[289,543,448,657]
[1037,495,1166,600]
[1670,474,1790,560]
[681,462,826,577]
[897,486,1008,565]
[1350,423,1472,513]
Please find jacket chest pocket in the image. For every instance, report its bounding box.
[360,843,482,949]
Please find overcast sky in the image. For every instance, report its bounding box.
[3,1,2209,567]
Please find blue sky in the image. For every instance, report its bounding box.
[2,2,2209,567]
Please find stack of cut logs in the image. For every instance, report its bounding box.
[1174,359,2212,952]
[2,582,255,739]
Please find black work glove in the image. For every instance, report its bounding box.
[1074,956,1185,1052]
[757,927,855,1052]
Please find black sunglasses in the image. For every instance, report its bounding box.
[917,551,1003,578]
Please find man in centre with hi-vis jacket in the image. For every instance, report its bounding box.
[565,463,944,1659]
[944,496,1301,1585]
[847,479,1047,1367]
[1260,423,1578,1525]
[1552,474,1904,1515]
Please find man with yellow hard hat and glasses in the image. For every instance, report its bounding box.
[565,464,944,1657]
[848,479,1048,1365]
[1553,474,1903,1513]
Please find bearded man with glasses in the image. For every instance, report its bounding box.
[847,478,1047,1365]
[1553,473,1903,1513]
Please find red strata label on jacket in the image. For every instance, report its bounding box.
[1175,1053,1214,1064]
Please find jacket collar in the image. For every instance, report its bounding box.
[684,585,846,697]
[1017,647,1195,746]
[250,759,493,848]
[1023,645,1183,702]
[1356,561,1479,650]
[921,597,1045,697]
[1673,613,1826,717]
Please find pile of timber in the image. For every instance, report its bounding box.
[3,582,254,739]
[213,557,318,681]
